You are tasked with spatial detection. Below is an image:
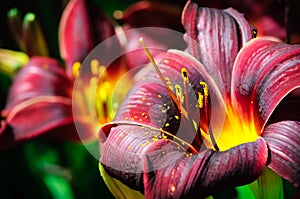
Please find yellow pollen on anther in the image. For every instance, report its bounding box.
[165,123,170,127]
[174,115,179,120]
[142,97,146,101]
[72,61,81,77]
[200,82,209,98]
[158,94,162,98]
[91,59,99,75]
[181,68,189,82]
[198,92,204,108]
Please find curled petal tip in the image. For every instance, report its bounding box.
[143,137,268,198]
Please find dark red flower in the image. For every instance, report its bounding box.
[99,1,300,198]
[0,57,95,149]
[0,0,117,148]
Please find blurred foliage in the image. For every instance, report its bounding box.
[0,139,115,199]
[0,0,138,59]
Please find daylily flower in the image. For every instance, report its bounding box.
[99,1,300,198]
[0,57,93,148]
[0,0,117,148]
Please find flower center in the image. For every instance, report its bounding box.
[215,105,259,151]
[138,38,259,153]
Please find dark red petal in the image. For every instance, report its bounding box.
[59,0,115,76]
[144,137,267,199]
[100,121,268,198]
[122,1,184,32]
[1,97,71,145]
[182,1,254,99]
[262,121,300,187]
[4,57,72,112]
[0,57,92,148]
[0,99,93,148]
[231,38,300,131]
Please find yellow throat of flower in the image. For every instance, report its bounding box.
[215,105,259,151]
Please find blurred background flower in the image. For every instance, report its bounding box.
[0,0,299,198]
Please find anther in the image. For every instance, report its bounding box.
[200,82,209,99]
[91,59,99,75]
[72,61,81,77]
[199,82,219,151]
[181,68,189,82]
[181,68,189,112]
[198,92,204,108]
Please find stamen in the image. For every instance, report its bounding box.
[200,81,219,151]
[175,85,184,104]
[200,82,209,101]
[197,92,204,108]
[139,37,188,118]
[91,59,99,75]
[181,68,190,113]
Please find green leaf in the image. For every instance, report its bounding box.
[43,175,74,199]
[23,141,74,199]
[241,167,284,199]
[257,167,283,199]
[236,185,256,199]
